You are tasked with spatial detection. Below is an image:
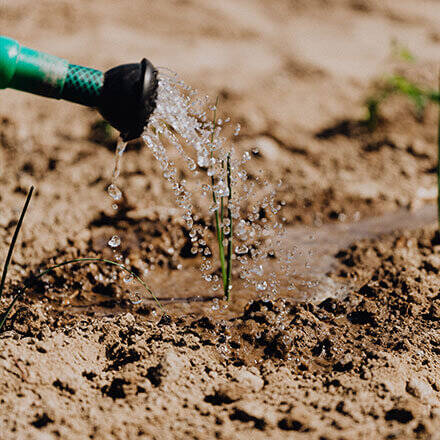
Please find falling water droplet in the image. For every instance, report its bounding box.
[235,245,249,255]
[129,291,143,305]
[108,184,122,201]
[251,265,264,276]
[242,151,251,162]
[256,281,267,291]
[108,235,121,248]
[209,203,219,213]
[124,274,134,283]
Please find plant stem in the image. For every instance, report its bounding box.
[220,160,225,243]
[225,153,233,300]
[0,186,34,300]
[209,96,228,296]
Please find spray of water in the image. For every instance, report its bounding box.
[126,69,300,302]
[102,64,321,308]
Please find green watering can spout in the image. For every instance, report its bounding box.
[0,35,158,141]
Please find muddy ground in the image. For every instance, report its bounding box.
[1,0,440,439]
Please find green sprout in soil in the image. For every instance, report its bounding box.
[365,75,440,130]
[210,97,233,300]
[390,39,416,63]
[364,40,438,128]
[364,48,440,234]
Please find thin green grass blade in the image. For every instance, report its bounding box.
[0,187,165,334]
[1,257,165,334]
[0,186,34,332]
[0,186,34,300]
[209,96,228,296]
[36,258,165,312]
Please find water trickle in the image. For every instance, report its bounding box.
[256,281,267,291]
[107,137,127,202]
[106,137,128,261]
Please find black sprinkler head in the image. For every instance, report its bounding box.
[98,58,158,142]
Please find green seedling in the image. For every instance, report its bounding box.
[390,39,416,63]
[365,75,440,129]
[365,63,440,236]
[0,186,34,301]
[209,98,233,300]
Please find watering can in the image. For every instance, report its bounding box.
[0,35,158,141]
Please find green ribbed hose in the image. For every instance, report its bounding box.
[63,64,103,106]
[0,35,103,107]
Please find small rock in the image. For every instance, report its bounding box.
[216,382,246,402]
[333,353,354,372]
[278,404,319,432]
[234,369,264,393]
[161,349,186,383]
[427,303,440,321]
[254,136,282,160]
[406,378,434,403]
[234,400,265,422]
[216,369,264,402]
[117,313,136,328]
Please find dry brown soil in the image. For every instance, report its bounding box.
[1,0,440,439]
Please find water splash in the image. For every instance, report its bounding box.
[136,69,300,300]
[102,69,312,305]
